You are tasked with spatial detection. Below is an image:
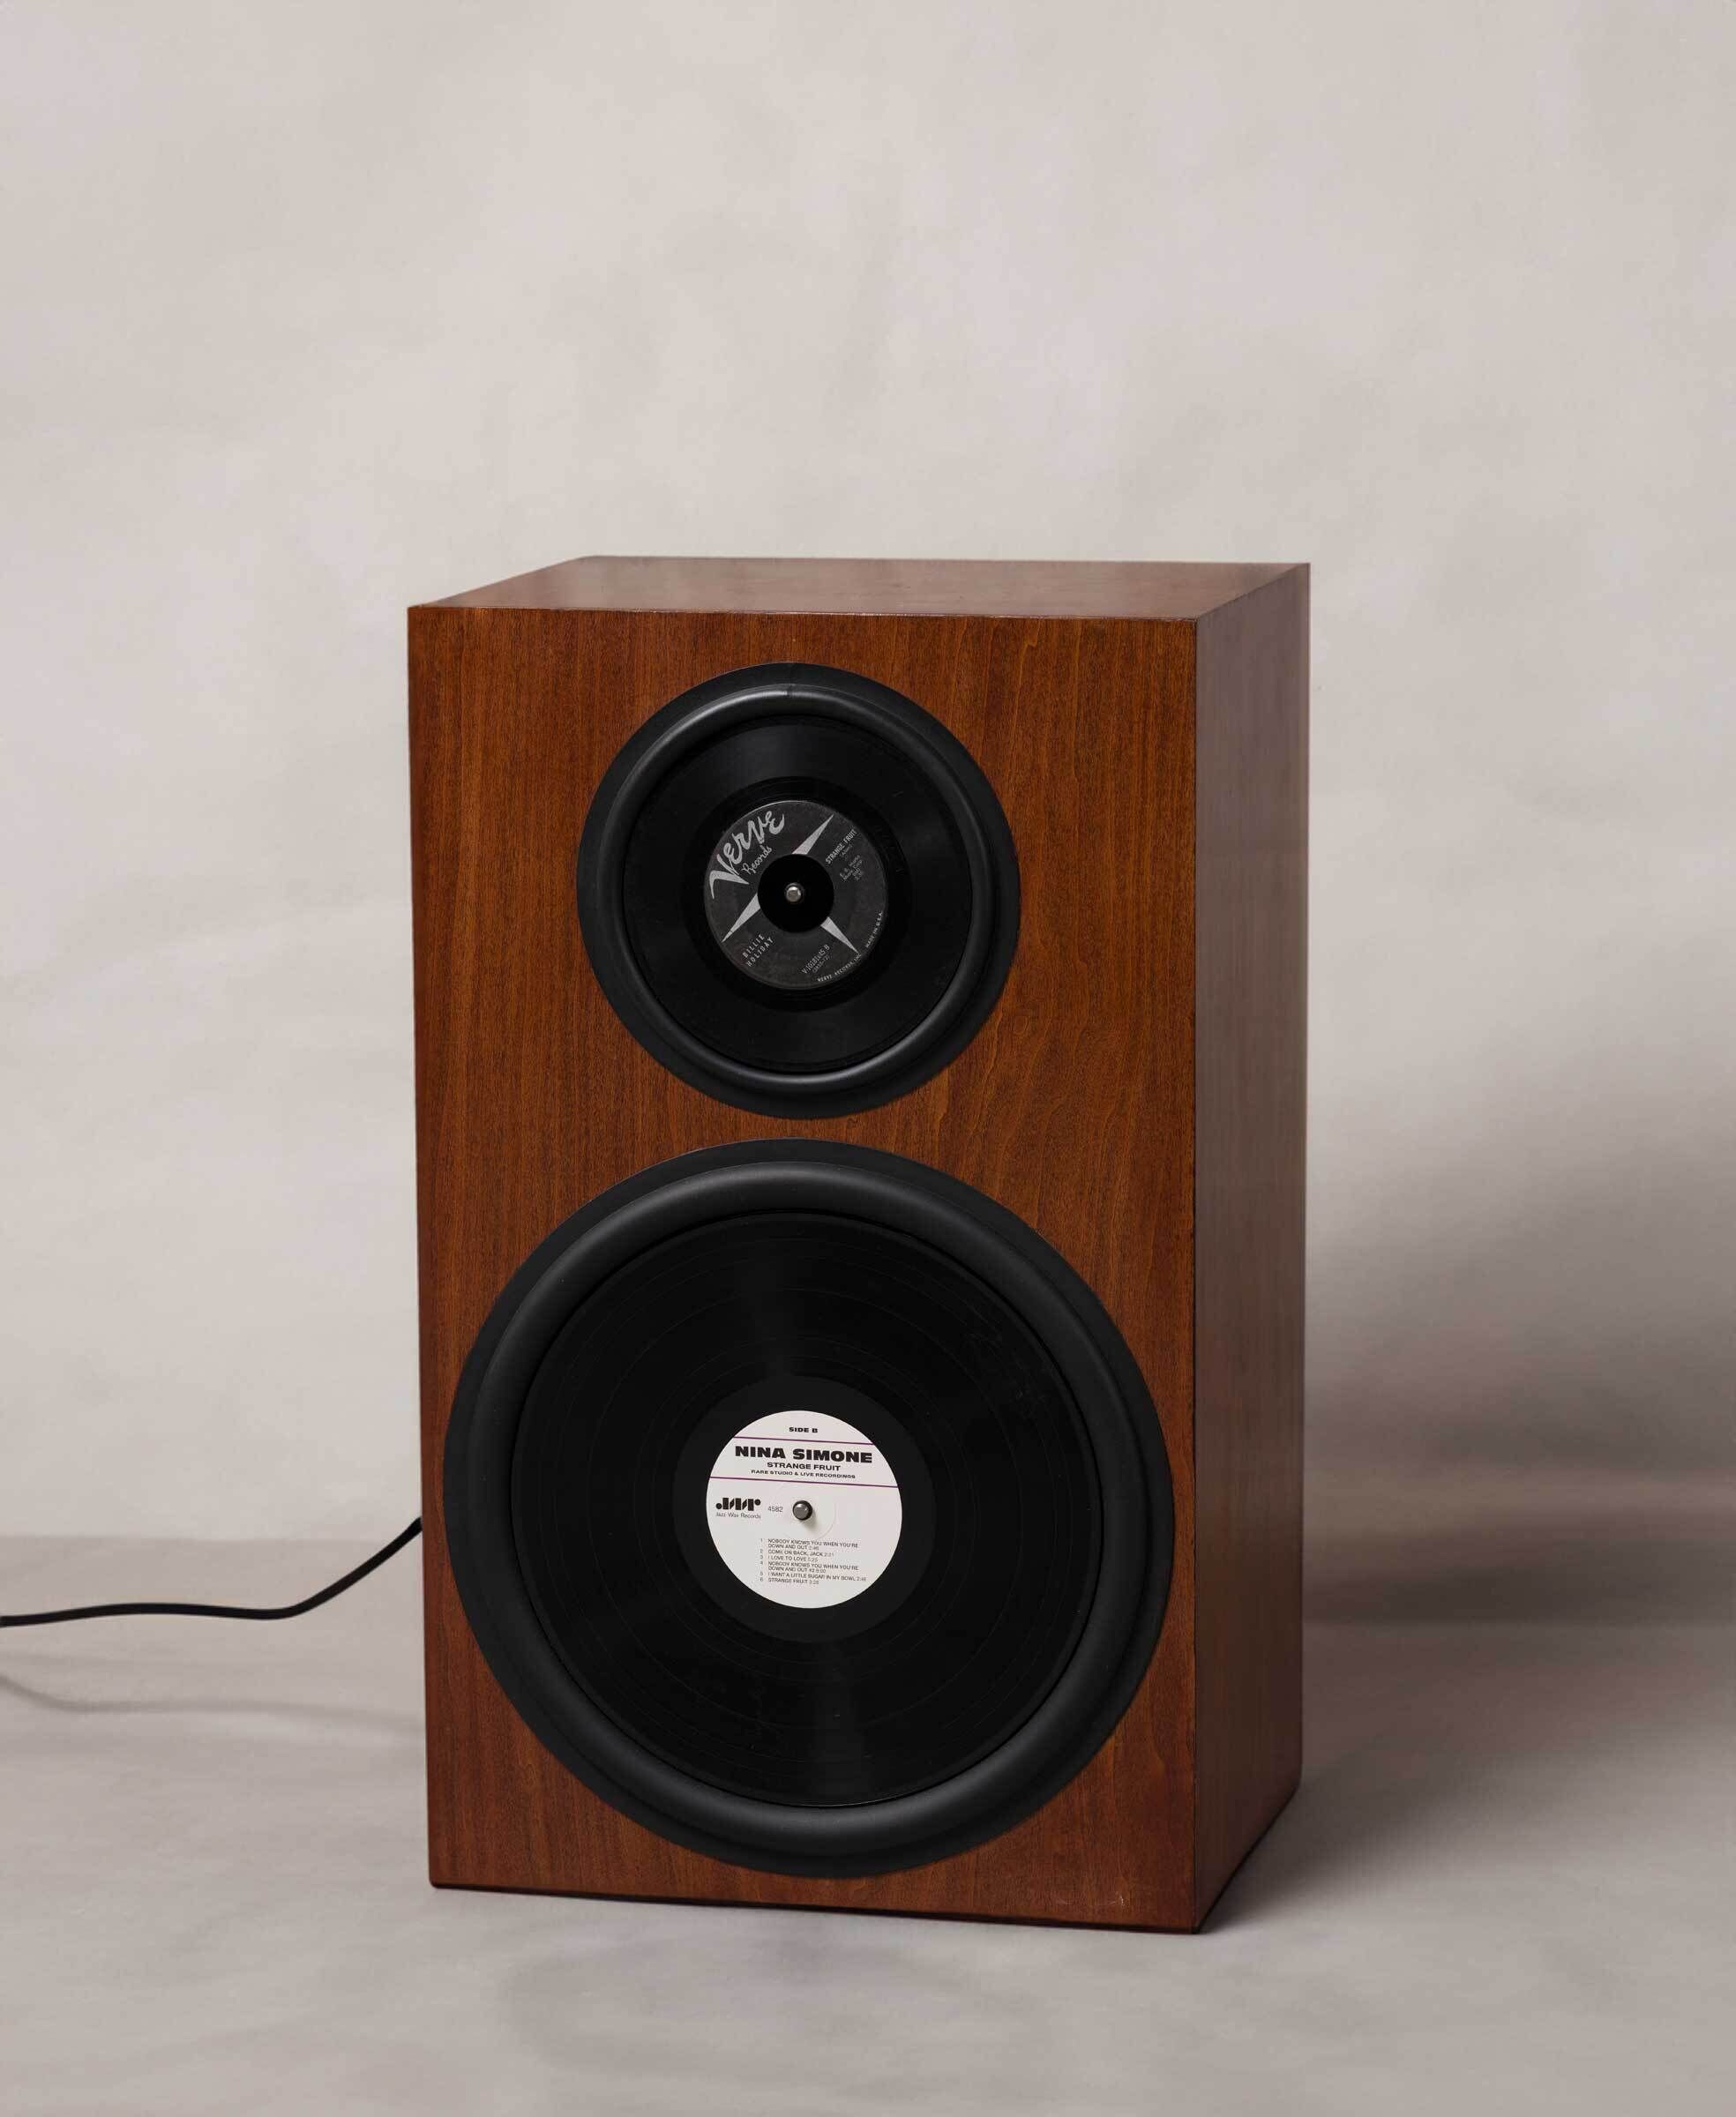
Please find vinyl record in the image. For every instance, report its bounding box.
[444,1142,1173,1877]
[576,666,1020,1116]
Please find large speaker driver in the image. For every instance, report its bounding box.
[444,1141,1173,1878]
[576,664,1020,1115]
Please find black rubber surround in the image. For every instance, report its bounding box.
[576,666,1020,1117]
[444,1141,1174,1877]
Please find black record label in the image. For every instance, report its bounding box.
[702,797,887,990]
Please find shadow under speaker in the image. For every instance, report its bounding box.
[410,557,1307,1931]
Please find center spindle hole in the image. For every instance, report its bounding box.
[758,854,834,934]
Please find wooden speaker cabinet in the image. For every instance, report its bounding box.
[409,557,1306,1931]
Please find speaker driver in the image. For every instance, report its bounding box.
[444,1141,1173,1878]
[577,665,1019,1116]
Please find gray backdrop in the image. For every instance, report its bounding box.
[3,0,1731,1552]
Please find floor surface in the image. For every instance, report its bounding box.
[2,1509,1730,2116]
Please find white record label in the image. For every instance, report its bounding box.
[704,1410,902,1608]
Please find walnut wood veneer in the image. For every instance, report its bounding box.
[409,557,1307,1930]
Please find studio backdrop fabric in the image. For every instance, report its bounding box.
[2,1,1730,1555]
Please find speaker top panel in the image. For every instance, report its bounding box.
[577,663,1021,1116]
[430,554,1297,619]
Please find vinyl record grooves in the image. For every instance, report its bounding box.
[444,1143,1174,1877]
[576,666,1020,1116]
[514,1212,1096,1806]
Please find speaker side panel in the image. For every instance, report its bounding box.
[409,601,1200,1927]
[1193,571,1308,1922]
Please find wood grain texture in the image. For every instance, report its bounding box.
[1193,568,1309,1922]
[433,553,1293,621]
[408,560,1306,1931]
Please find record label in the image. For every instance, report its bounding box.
[704,1409,902,1609]
[700,797,888,991]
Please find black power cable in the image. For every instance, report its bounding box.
[0,1518,422,1629]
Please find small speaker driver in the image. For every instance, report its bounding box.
[576,664,1020,1116]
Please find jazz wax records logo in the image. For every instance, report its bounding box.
[707,807,784,895]
[715,1495,761,1512]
